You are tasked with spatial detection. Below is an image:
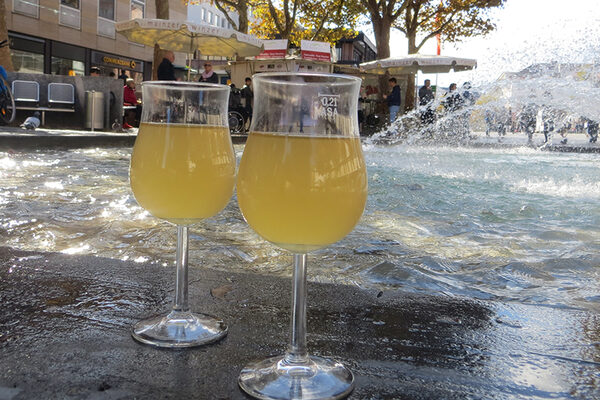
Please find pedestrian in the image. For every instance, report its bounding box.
[461,82,475,106]
[484,109,495,136]
[118,70,129,85]
[89,67,101,77]
[587,119,598,143]
[157,50,176,81]
[382,77,401,123]
[241,77,253,128]
[520,102,537,144]
[418,79,435,125]
[199,62,219,84]
[443,83,463,113]
[540,91,555,144]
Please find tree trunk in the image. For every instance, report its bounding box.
[405,73,415,111]
[152,44,163,80]
[373,16,392,111]
[404,32,418,111]
[0,0,14,72]
[151,1,169,81]
[238,3,249,33]
[373,17,391,59]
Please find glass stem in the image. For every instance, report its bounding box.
[173,225,189,313]
[285,253,309,364]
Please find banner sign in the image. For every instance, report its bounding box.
[257,39,288,59]
[91,51,143,72]
[300,40,331,61]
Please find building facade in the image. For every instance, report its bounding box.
[334,32,377,66]
[5,0,187,81]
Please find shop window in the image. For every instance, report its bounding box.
[11,49,44,74]
[131,0,144,19]
[51,57,84,76]
[13,0,39,18]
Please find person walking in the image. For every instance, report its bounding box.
[587,119,598,143]
[520,102,537,144]
[383,77,401,123]
[240,77,253,129]
[199,62,219,84]
[540,91,555,144]
[418,79,435,125]
[157,51,176,81]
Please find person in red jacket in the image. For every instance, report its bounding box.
[123,78,141,129]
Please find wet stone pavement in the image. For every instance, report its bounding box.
[0,246,599,399]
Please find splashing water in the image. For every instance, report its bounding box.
[370,63,600,147]
[1,145,598,312]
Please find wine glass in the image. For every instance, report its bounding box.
[129,81,235,348]
[237,73,367,399]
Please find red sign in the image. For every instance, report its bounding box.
[300,40,330,62]
[257,39,288,59]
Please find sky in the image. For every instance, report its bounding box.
[362,0,600,87]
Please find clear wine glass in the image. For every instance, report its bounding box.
[237,73,367,399]
[129,81,235,348]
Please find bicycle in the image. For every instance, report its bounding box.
[0,39,15,124]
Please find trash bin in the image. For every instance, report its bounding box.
[85,90,104,130]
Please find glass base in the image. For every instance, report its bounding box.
[239,355,354,400]
[131,310,227,348]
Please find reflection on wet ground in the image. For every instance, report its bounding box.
[1,247,599,399]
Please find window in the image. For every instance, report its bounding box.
[9,34,45,73]
[99,0,115,20]
[51,57,84,76]
[201,8,206,21]
[131,0,144,19]
[221,18,226,28]
[208,11,212,25]
[61,0,79,9]
[215,15,219,26]
[13,0,40,18]
[12,50,44,73]
[59,0,81,29]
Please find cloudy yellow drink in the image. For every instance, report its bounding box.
[237,132,367,253]
[130,123,235,225]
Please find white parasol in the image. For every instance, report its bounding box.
[115,19,264,79]
[360,54,477,75]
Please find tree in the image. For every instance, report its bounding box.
[396,0,505,109]
[187,0,251,34]
[0,0,14,71]
[250,0,362,46]
[212,0,251,33]
[361,0,408,60]
[151,0,169,80]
